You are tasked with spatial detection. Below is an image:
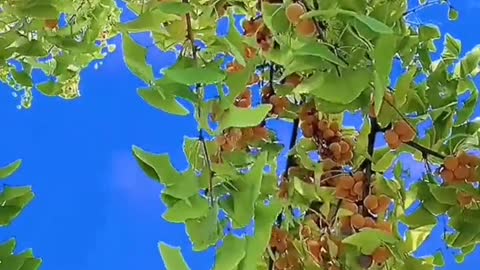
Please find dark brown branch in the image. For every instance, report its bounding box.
[406,141,446,160]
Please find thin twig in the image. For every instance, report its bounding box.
[403,0,446,16]
[406,141,446,160]
[183,0,214,205]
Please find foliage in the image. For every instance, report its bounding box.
[2,0,480,269]
[0,160,42,269]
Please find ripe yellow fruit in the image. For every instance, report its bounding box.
[285,3,306,25]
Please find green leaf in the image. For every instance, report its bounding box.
[162,194,209,223]
[238,200,283,269]
[164,66,225,86]
[404,225,435,253]
[293,68,371,104]
[0,239,16,257]
[394,66,417,107]
[293,42,347,67]
[156,2,193,15]
[214,236,247,270]
[132,146,200,199]
[224,63,256,107]
[455,47,480,78]
[137,87,189,116]
[121,9,181,33]
[428,185,457,205]
[228,152,268,228]
[442,34,462,60]
[262,2,290,34]
[219,105,272,130]
[132,145,179,185]
[448,6,459,21]
[0,160,22,180]
[0,186,35,227]
[419,25,441,42]
[18,4,60,19]
[223,16,246,67]
[185,204,224,251]
[432,252,445,267]
[400,205,437,229]
[183,137,205,172]
[122,33,155,84]
[158,242,191,270]
[372,148,396,172]
[342,229,397,255]
[457,86,479,125]
[10,70,33,88]
[372,34,397,115]
[340,10,393,34]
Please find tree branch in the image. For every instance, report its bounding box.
[406,141,446,160]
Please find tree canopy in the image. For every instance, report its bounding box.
[1,0,480,269]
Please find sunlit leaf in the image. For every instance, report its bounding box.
[158,242,191,270]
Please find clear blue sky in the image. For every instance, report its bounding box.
[0,1,479,269]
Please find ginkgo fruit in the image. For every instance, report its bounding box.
[372,246,391,263]
[443,155,459,171]
[441,168,455,183]
[285,2,306,25]
[385,129,401,149]
[364,194,379,211]
[350,213,365,229]
[284,73,302,87]
[352,181,364,196]
[377,195,392,211]
[339,140,350,153]
[453,165,469,180]
[295,19,317,37]
[338,175,355,189]
[329,142,341,155]
[341,200,358,213]
[394,120,416,142]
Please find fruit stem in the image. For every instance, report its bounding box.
[184,0,215,205]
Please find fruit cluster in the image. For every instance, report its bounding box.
[440,152,480,185]
[384,120,416,150]
[285,3,317,38]
[261,85,291,116]
[243,18,274,52]
[213,89,270,152]
[270,228,301,270]
[304,235,344,270]
[299,105,354,165]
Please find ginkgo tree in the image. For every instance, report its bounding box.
[2,0,480,269]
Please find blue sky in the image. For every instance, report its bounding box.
[0,0,479,269]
